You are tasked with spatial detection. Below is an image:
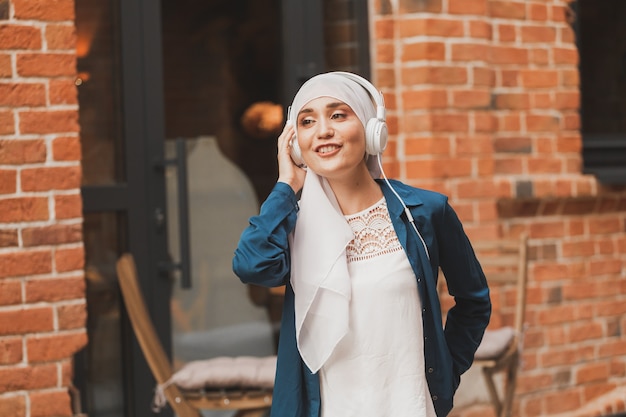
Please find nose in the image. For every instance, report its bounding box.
[317,118,334,138]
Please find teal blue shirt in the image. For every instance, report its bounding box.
[233,180,491,417]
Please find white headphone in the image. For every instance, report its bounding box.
[289,72,388,168]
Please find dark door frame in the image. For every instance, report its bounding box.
[119,1,172,415]
[81,0,172,415]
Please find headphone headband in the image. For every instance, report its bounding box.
[331,71,386,122]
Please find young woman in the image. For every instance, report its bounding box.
[232,72,491,417]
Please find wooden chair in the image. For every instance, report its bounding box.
[439,234,529,417]
[116,253,273,417]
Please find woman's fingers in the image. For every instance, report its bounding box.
[276,122,305,193]
[277,123,294,154]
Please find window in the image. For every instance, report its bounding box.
[574,0,626,184]
[281,0,370,104]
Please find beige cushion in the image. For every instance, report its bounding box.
[171,355,277,390]
[152,355,276,411]
[474,327,516,360]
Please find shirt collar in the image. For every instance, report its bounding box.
[377,179,424,219]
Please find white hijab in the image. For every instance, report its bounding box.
[288,72,381,373]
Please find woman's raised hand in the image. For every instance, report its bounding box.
[277,121,306,193]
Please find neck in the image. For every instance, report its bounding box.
[326,169,383,215]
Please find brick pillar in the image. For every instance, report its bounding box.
[373,0,504,241]
[370,0,626,416]
[0,1,87,416]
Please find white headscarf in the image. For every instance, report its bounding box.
[288,72,383,373]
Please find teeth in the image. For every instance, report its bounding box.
[318,145,338,154]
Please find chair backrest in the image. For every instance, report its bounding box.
[471,234,529,335]
[116,253,201,417]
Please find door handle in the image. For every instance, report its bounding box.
[156,138,192,288]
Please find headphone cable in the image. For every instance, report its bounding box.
[376,154,430,260]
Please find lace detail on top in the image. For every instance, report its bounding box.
[345,198,403,263]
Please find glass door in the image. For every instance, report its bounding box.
[76,0,172,416]
[75,0,127,415]
[159,0,287,371]
[76,0,329,416]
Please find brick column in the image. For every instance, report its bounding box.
[0,1,86,416]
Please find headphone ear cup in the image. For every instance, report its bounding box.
[365,118,388,155]
[290,136,306,168]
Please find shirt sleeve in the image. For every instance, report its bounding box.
[436,199,491,377]
[232,182,299,287]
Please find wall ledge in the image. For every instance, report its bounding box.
[497,193,626,218]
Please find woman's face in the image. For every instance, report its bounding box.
[296,96,367,180]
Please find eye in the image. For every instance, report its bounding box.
[330,112,347,120]
[299,116,314,127]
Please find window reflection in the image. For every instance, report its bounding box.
[166,137,274,367]
[75,0,126,415]
[81,212,126,417]
[76,0,124,186]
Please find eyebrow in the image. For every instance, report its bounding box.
[297,101,346,116]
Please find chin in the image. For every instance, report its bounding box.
[308,164,359,181]
[304,152,367,178]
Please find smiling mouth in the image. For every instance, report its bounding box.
[316,145,341,154]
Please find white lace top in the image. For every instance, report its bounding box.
[319,197,436,417]
[344,199,404,263]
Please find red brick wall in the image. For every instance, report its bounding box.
[0,1,86,416]
[371,0,626,416]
